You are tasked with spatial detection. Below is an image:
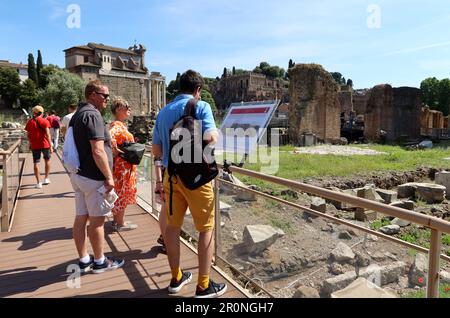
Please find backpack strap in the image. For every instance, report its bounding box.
[184,98,198,118]
[33,118,46,132]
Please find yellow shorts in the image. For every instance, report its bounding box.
[164,173,215,233]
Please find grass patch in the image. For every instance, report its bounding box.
[442,234,450,246]
[403,284,450,298]
[399,227,431,249]
[407,249,417,258]
[217,144,450,193]
[267,215,293,234]
[370,218,391,231]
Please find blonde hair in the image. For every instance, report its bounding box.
[111,96,130,114]
[32,105,44,115]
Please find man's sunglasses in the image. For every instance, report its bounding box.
[95,91,110,100]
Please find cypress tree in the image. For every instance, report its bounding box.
[27,53,38,85]
[36,50,43,88]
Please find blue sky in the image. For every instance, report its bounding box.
[1,0,450,89]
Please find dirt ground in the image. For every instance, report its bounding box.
[210,170,450,298]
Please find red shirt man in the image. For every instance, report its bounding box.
[25,105,53,188]
[25,116,52,150]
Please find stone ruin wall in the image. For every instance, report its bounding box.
[392,87,422,141]
[338,89,353,115]
[288,64,341,144]
[99,75,149,116]
[363,85,422,142]
[364,85,394,142]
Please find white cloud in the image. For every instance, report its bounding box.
[381,41,450,57]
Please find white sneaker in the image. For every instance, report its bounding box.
[36,183,43,189]
[43,179,51,185]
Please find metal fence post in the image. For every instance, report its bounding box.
[427,229,442,298]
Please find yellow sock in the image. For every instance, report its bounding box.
[172,268,182,282]
[198,275,210,290]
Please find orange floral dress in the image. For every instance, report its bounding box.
[110,121,137,213]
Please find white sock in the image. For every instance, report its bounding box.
[94,256,106,264]
[80,255,91,264]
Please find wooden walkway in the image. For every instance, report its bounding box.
[0,154,247,298]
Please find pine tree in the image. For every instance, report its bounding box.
[288,59,295,69]
[28,53,38,85]
[232,66,236,75]
[36,50,43,88]
[222,67,228,78]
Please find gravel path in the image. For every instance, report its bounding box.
[293,145,387,156]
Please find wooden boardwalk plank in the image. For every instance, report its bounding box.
[0,154,247,298]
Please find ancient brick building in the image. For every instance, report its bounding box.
[211,72,289,109]
[64,43,166,115]
[364,85,422,142]
[352,89,370,115]
[288,64,341,144]
[338,85,353,114]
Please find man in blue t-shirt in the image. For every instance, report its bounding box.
[152,70,227,298]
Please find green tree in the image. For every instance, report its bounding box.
[288,59,295,69]
[421,77,440,108]
[27,53,38,85]
[39,69,85,115]
[19,79,39,108]
[437,78,450,116]
[253,66,263,74]
[232,66,236,75]
[331,72,343,84]
[166,72,180,102]
[36,50,43,88]
[222,67,228,78]
[0,67,21,108]
[347,79,353,87]
[39,64,59,89]
[259,62,270,70]
[201,89,217,114]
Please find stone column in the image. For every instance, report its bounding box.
[148,78,152,114]
[162,81,166,107]
[156,81,160,110]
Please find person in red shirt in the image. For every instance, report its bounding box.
[25,106,54,189]
[47,110,61,149]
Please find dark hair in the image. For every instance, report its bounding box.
[111,97,130,115]
[85,80,104,99]
[68,104,77,111]
[50,110,56,115]
[179,70,204,94]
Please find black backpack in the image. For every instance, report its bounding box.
[167,98,218,214]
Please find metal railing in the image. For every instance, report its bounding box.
[0,140,21,232]
[136,153,450,298]
[216,164,450,298]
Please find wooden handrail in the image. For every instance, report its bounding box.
[0,140,21,156]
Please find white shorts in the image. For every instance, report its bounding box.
[70,174,114,217]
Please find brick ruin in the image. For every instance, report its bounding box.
[288,64,341,144]
[421,106,449,138]
[348,86,424,142]
[211,73,289,110]
[287,62,436,144]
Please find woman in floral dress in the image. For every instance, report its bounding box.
[109,97,138,232]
